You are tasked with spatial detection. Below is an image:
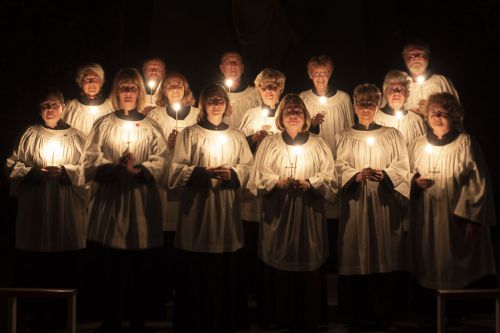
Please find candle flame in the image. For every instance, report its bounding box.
[366,137,375,146]
[225,79,233,89]
[319,96,327,105]
[217,134,228,145]
[261,108,269,117]
[43,140,63,166]
[395,110,403,119]
[147,80,157,89]
[291,145,303,156]
[173,102,181,112]
[89,106,98,115]
[425,143,433,154]
[416,75,425,84]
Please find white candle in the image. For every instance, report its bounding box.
[148,80,157,103]
[290,145,303,178]
[121,122,137,152]
[366,136,375,168]
[319,96,327,105]
[44,140,62,167]
[425,143,433,179]
[173,102,181,130]
[89,106,98,115]
[224,79,233,93]
[416,75,425,101]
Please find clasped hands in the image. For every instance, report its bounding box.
[356,167,384,183]
[276,177,310,191]
[117,149,140,175]
[206,165,232,181]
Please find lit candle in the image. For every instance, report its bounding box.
[319,96,327,105]
[89,106,98,115]
[173,102,181,130]
[425,143,433,179]
[224,79,233,93]
[148,80,157,103]
[416,75,425,101]
[290,145,303,178]
[120,122,137,152]
[366,136,375,168]
[44,140,62,167]
[261,108,271,132]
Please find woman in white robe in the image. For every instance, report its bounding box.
[81,68,167,331]
[168,83,253,333]
[375,70,427,146]
[408,92,496,317]
[6,88,87,322]
[336,83,410,330]
[219,51,261,127]
[62,63,114,136]
[249,94,338,332]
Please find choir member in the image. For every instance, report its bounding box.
[81,68,167,332]
[168,83,253,333]
[62,63,114,136]
[402,41,459,116]
[6,88,87,325]
[249,94,338,332]
[375,70,427,145]
[142,57,166,111]
[219,51,261,127]
[408,92,496,318]
[299,54,355,275]
[147,71,199,302]
[336,83,410,331]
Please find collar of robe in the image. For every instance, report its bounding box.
[427,129,459,146]
[166,104,190,120]
[312,85,337,98]
[381,104,408,116]
[115,108,145,121]
[77,92,106,106]
[42,119,70,130]
[198,118,229,131]
[261,105,277,117]
[282,131,309,145]
[353,122,381,131]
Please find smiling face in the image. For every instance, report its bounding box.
[282,100,305,132]
[219,53,244,81]
[427,102,451,135]
[164,77,185,103]
[118,82,139,111]
[309,65,331,93]
[258,80,280,107]
[40,97,63,125]
[403,46,429,77]
[81,71,103,97]
[385,83,408,110]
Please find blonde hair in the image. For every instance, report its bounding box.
[254,68,286,95]
[110,68,147,112]
[353,83,382,105]
[275,94,311,132]
[156,71,195,107]
[197,83,229,120]
[76,63,105,87]
[382,70,411,94]
[307,55,334,76]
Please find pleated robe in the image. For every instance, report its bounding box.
[63,98,114,136]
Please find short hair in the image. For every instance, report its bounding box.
[275,94,311,133]
[402,40,430,56]
[110,68,147,112]
[220,51,243,64]
[141,57,166,74]
[353,83,382,105]
[156,71,195,107]
[76,63,105,87]
[197,83,230,120]
[38,87,64,107]
[254,68,286,94]
[424,92,463,130]
[307,55,334,76]
[382,70,412,94]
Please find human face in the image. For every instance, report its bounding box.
[81,72,103,97]
[428,103,451,135]
[143,60,165,81]
[282,101,305,132]
[354,99,378,125]
[164,77,185,103]
[205,95,227,118]
[385,84,408,110]
[258,80,280,107]
[309,65,331,93]
[118,83,139,111]
[40,97,63,125]
[403,47,429,76]
[219,53,244,81]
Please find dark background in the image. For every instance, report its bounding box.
[1,0,499,262]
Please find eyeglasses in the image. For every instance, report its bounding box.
[118,86,138,93]
[166,84,184,90]
[40,102,60,110]
[206,98,226,105]
[82,77,101,84]
[222,60,242,66]
[311,71,330,78]
[259,83,279,91]
[355,101,378,109]
[386,87,406,94]
[406,52,427,59]
[429,111,449,118]
[283,107,304,117]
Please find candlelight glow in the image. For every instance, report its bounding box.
[425,143,433,154]
[89,106,98,115]
[43,140,63,166]
[147,80,157,90]
[416,75,425,84]
[225,79,233,90]
[366,137,375,146]
[261,108,269,118]
[217,134,228,146]
[319,96,327,105]
[291,145,303,157]
[395,110,403,119]
[173,102,181,112]
[120,122,138,151]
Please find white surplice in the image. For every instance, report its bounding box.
[63,98,114,136]
[223,86,261,128]
[374,109,427,146]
